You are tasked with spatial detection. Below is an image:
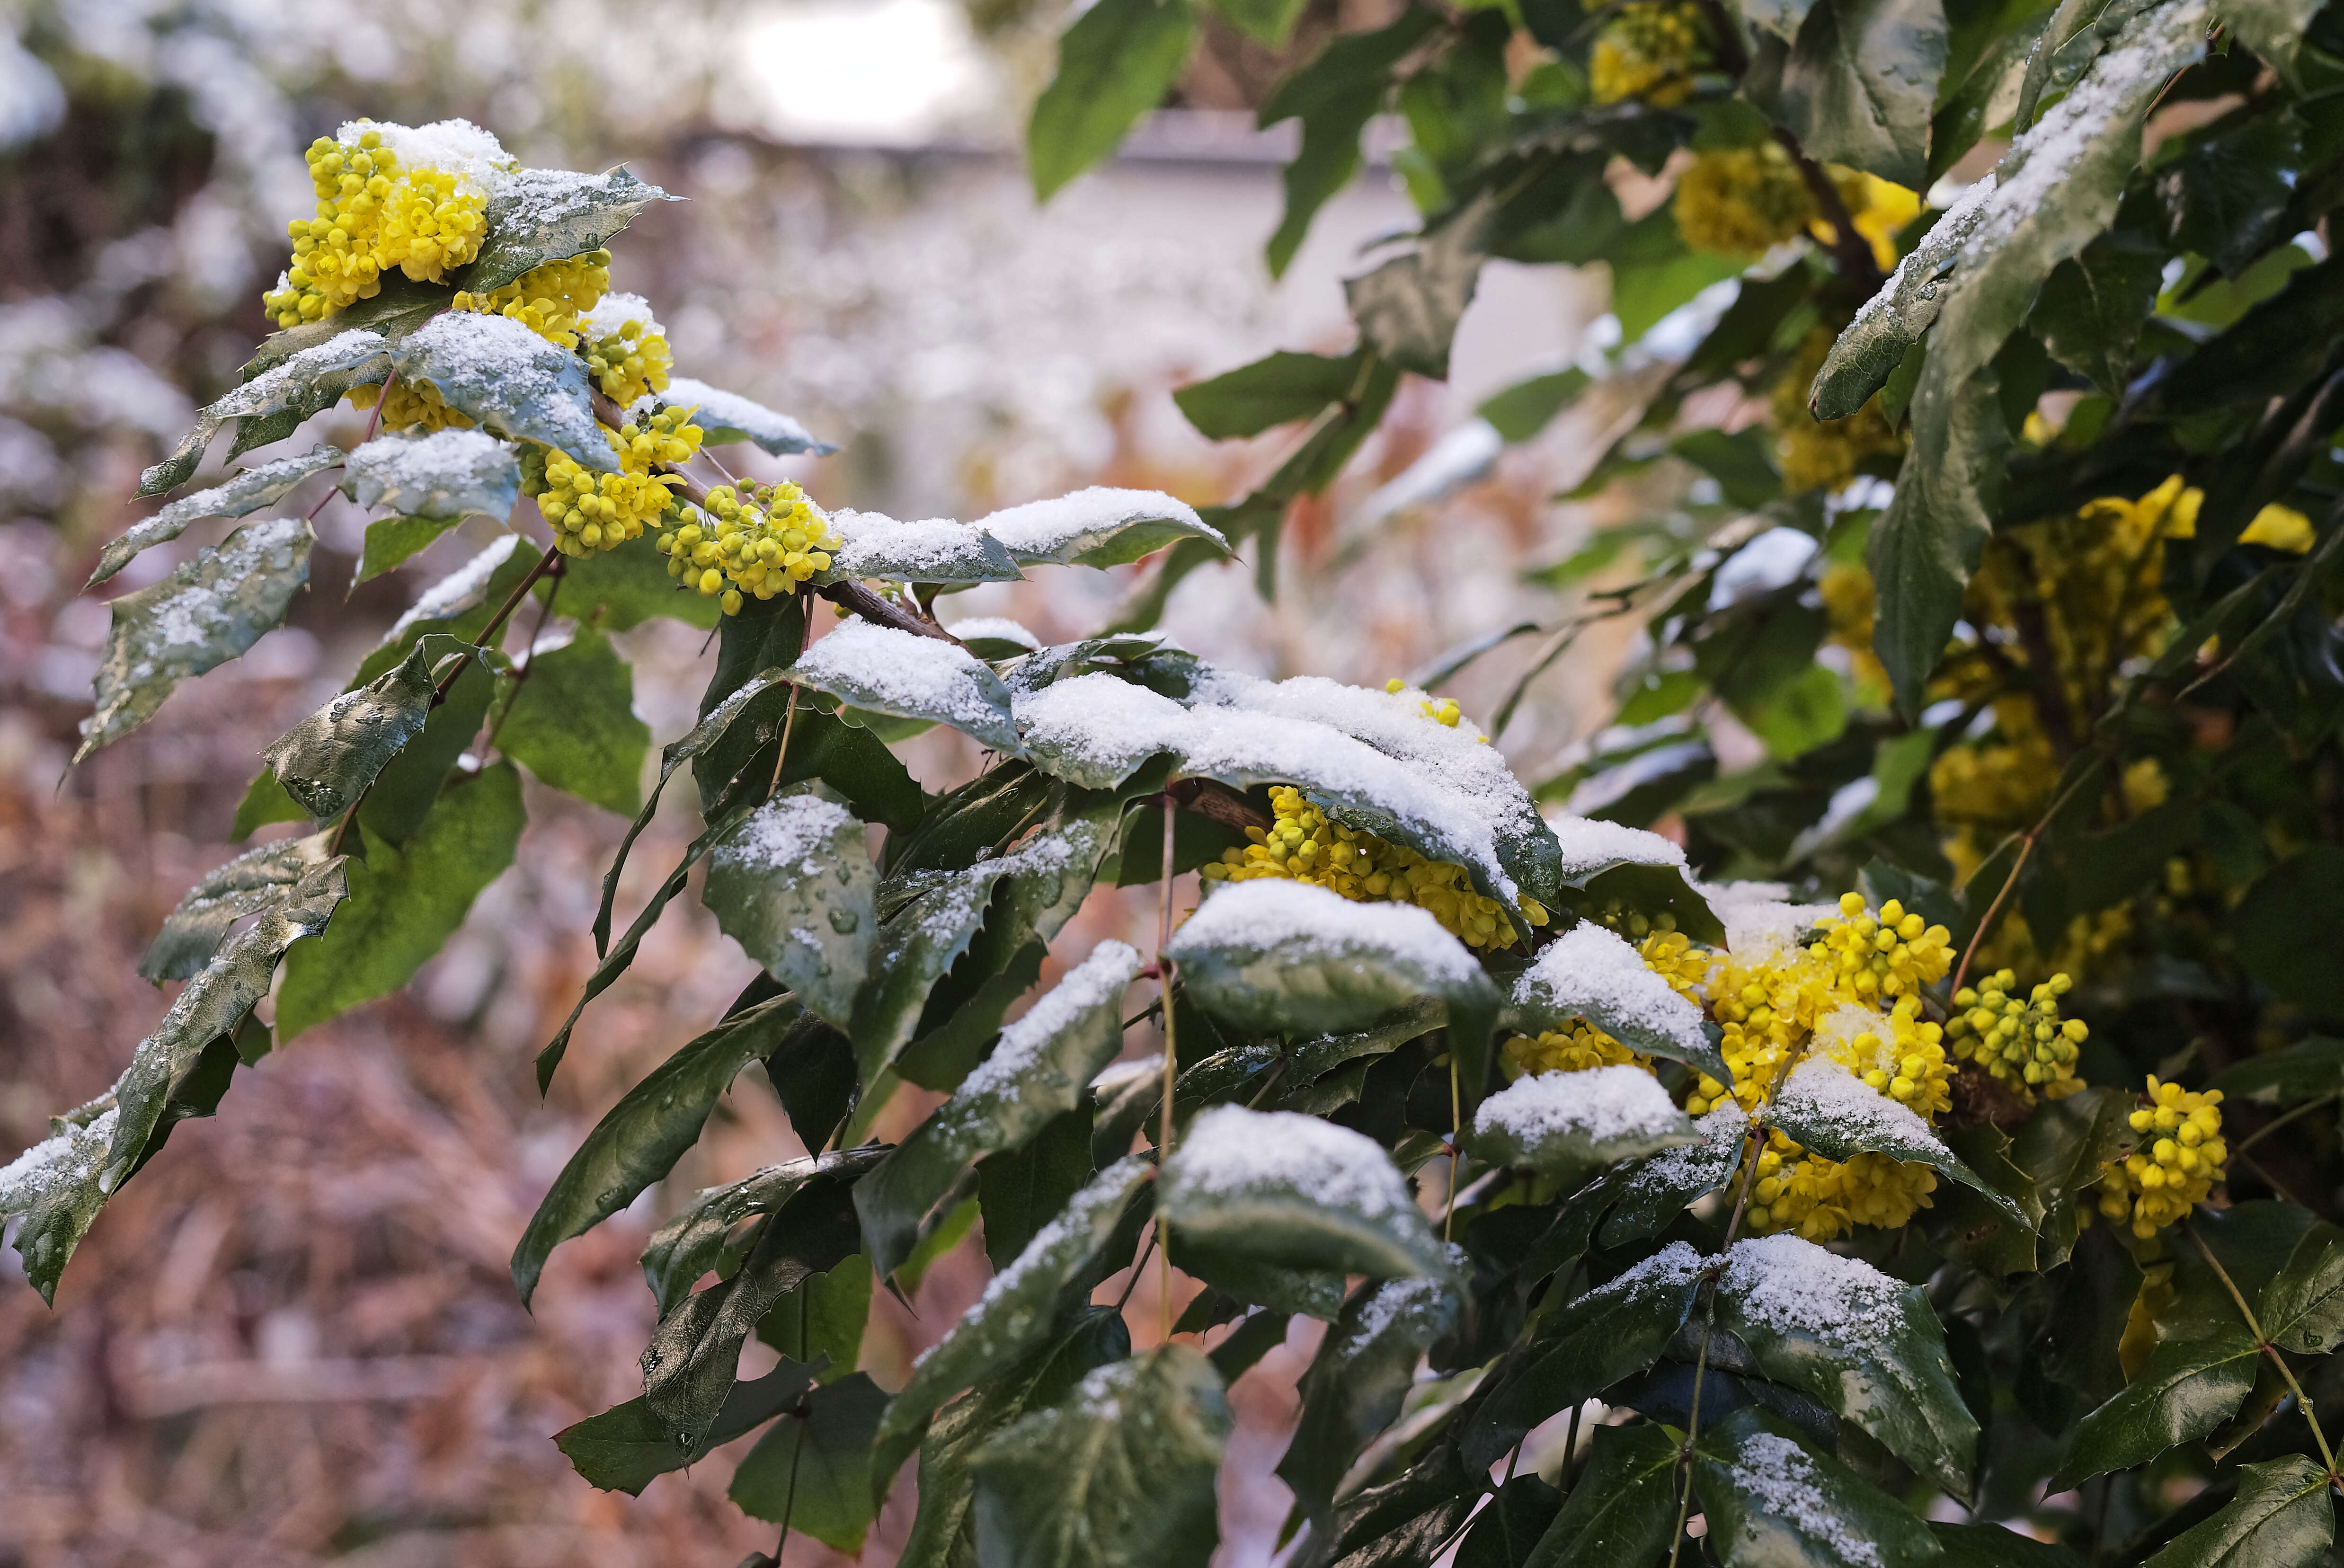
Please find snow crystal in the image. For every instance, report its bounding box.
[138,515,309,654]
[1774,1056,1936,1149]
[1475,1064,1686,1147]
[1701,881,1835,956]
[715,794,855,880]
[1012,671,1191,781]
[969,1154,1147,1313]
[393,312,608,465]
[581,290,659,340]
[1810,1004,1896,1077]
[827,509,1012,581]
[1343,1274,1453,1348]
[1719,1232,1904,1356]
[343,427,513,515]
[1727,1430,1882,1568]
[1170,879,1481,986]
[1511,923,1709,1058]
[792,617,1009,736]
[1632,1101,1750,1191]
[955,940,1143,1102]
[346,117,513,191]
[0,1106,116,1203]
[1168,1105,1414,1220]
[971,486,1217,560]
[222,328,388,416]
[385,533,518,644]
[945,616,1042,651]
[1592,1239,1704,1301]
[1545,814,1687,879]
[658,375,826,454]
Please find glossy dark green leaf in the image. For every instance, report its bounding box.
[1466,1243,1703,1471]
[756,1253,874,1380]
[141,328,393,496]
[259,639,447,821]
[969,1344,1229,1568]
[1602,1102,1753,1246]
[494,629,650,814]
[1742,0,1948,188]
[1520,1422,1681,1568]
[2157,113,2300,279]
[703,793,879,1028]
[2235,848,2344,1015]
[1710,1232,1980,1499]
[1159,1103,1448,1279]
[275,762,524,1043]
[897,1309,1132,1568]
[1929,1523,2080,1568]
[542,538,721,631]
[2030,231,2166,393]
[1279,1275,1459,1519]
[1175,350,1366,439]
[1691,1406,1940,1568]
[1028,0,1198,201]
[555,1362,817,1496]
[453,165,674,296]
[94,443,341,586]
[1766,1058,2026,1223]
[2258,1222,2344,1355]
[1,1101,120,1307]
[871,1157,1154,1504]
[2053,1325,2261,1488]
[729,1372,890,1551]
[2138,1453,2334,1568]
[1466,1064,1696,1185]
[978,1107,1096,1271]
[229,767,308,841]
[2211,0,2319,86]
[355,640,496,845]
[1173,1241,1350,1319]
[1257,7,1445,276]
[356,514,466,581]
[139,830,338,982]
[2209,1038,2344,1105]
[512,1007,832,1309]
[1307,1445,1480,1568]
[858,941,1142,1279]
[79,515,314,759]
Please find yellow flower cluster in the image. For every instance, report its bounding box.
[1809,892,1954,1002]
[584,317,674,406]
[452,253,611,349]
[2095,1077,2227,1239]
[1774,327,1904,494]
[347,376,471,433]
[527,409,703,558]
[1829,996,1957,1117]
[1947,969,2087,1100]
[657,478,842,616]
[1591,1,1707,105]
[1819,562,1888,696]
[261,129,487,328]
[1675,149,1919,268]
[1199,785,1550,950]
[1385,678,1468,733]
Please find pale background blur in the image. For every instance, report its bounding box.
[0,1,1648,1562]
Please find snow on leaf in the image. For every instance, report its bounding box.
[1509,923,1722,1076]
[341,427,520,522]
[390,311,616,473]
[94,443,342,587]
[79,516,315,760]
[703,793,878,1028]
[1470,1064,1696,1180]
[971,486,1226,569]
[457,165,675,297]
[820,509,1023,587]
[788,618,1023,754]
[141,330,391,496]
[655,375,835,457]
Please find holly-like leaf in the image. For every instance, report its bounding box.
[340,426,520,522]
[389,311,616,473]
[1710,1232,1980,1500]
[93,443,342,587]
[871,1156,1155,1505]
[856,941,1142,1279]
[0,1098,120,1307]
[657,375,835,456]
[555,1363,818,1496]
[1743,0,1949,189]
[1160,1104,1448,1280]
[1345,194,1494,381]
[79,515,315,759]
[821,511,1025,587]
[140,329,391,496]
[1027,0,1198,201]
[1506,922,1724,1077]
[139,830,338,983]
[1521,1422,1683,1565]
[1690,1406,1941,1568]
[973,487,1227,570]
[1605,1101,1754,1245]
[494,629,651,815]
[788,618,1022,755]
[1932,1523,2083,1568]
[1175,350,1366,439]
[729,1373,890,1551]
[1258,7,1445,276]
[511,1003,838,1309]
[274,762,524,1042]
[2139,1454,2335,1568]
[897,1309,1133,1568]
[2053,1325,2262,1488]
[2030,230,2167,394]
[544,538,722,631]
[1164,879,1501,1041]
[258,640,451,821]
[1279,1275,1459,1519]
[1465,1243,1704,1471]
[1467,1064,1696,1185]
[969,1344,1230,1568]
[1767,1057,2027,1223]
[703,794,879,1029]
[2212,0,2320,87]
[757,1253,875,1380]
[2257,1222,2344,1355]
[454,164,675,296]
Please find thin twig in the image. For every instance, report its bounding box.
[2235,1092,2342,1159]
[478,558,564,760]
[1951,836,2034,999]
[313,370,397,526]
[1115,1230,1162,1314]
[764,591,812,800]
[1445,1057,1464,1243]
[2185,1218,2338,1474]
[1771,126,1885,295]
[1158,787,1181,1342]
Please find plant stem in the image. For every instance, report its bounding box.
[1446,1056,1463,1243]
[311,370,396,526]
[478,558,564,760]
[328,541,560,856]
[2234,1092,2341,1159]
[1664,1295,1719,1568]
[1115,1230,1161,1314]
[764,591,812,800]
[1158,785,1181,1342]
[2186,1218,2339,1474]
[1951,835,2033,999]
